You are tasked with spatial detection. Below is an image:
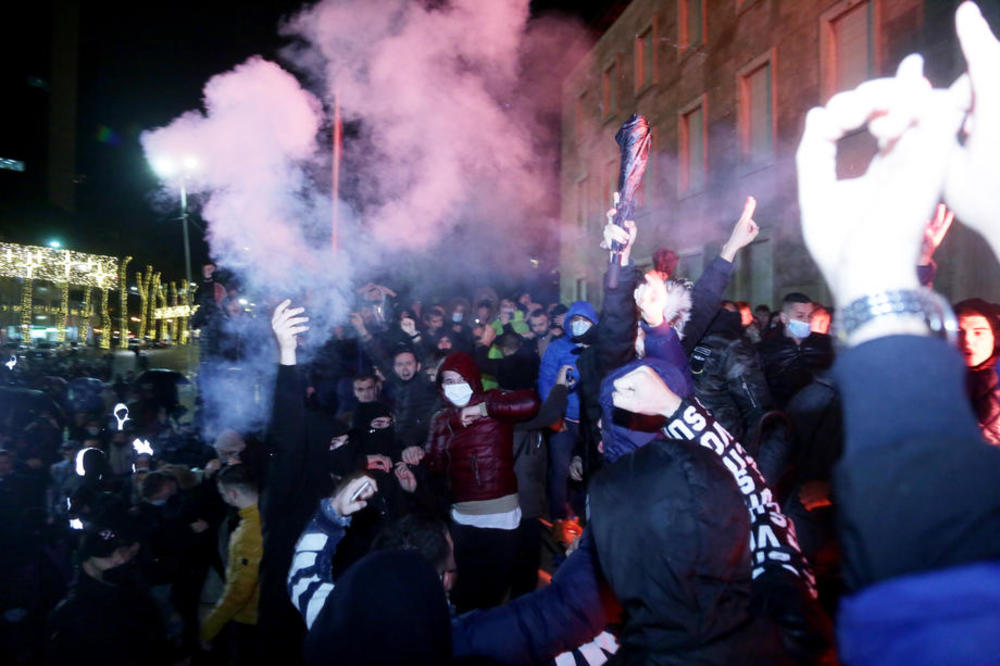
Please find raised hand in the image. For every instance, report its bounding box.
[720,196,760,262]
[796,54,965,307]
[944,2,1000,259]
[401,445,425,465]
[366,454,393,473]
[920,203,955,264]
[611,365,682,417]
[272,300,309,366]
[331,474,377,517]
[394,462,417,493]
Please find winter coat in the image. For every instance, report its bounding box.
[758,332,835,407]
[200,503,262,641]
[538,300,598,420]
[424,352,539,503]
[966,360,1000,445]
[46,567,169,666]
[689,309,774,444]
[362,337,439,449]
[589,438,789,665]
[474,341,539,391]
[832,335,1000,665]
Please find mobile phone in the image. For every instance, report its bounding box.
[350,479,372,502]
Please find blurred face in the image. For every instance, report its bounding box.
[518,293,532,307]
[426,314,443,331]
[499,299,516,315]
[475,306,490,325]
[755,308,770,327]
[781,302,814,336]
[353,378,377,403]
[215,443,244,466]
[810,307,832,335]
[393,352,419,381]
[959,314,995,368]
[529,314,550,337]
[441,370,465,386]
[738,304,754,327]
[437,336,453,351]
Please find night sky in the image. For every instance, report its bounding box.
[6,0,626,282]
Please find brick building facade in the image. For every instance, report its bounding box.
[559,0,1000,309]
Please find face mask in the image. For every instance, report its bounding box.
[787,319,812,339]
[571,320,593,338]
[443,382,474,407]
[451,312,464,323]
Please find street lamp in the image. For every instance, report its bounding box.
[149,154,199,331]
[48,240,61,248]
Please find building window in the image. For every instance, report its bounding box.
[738,53,774,163]
[680,0,705,50]
[576,277,588,301]
[601,62,617,117]
[679,98,706,194]
[606,159,618,207]
[576,91,587,141]
[821,0,876,101]
[635,26,654,91]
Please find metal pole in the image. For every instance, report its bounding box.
[180,181,194,373]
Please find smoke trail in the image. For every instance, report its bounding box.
[140,1,590,437]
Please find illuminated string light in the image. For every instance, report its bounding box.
[99,289,111,349]
[0,242,118,289]
[118,257,132,349]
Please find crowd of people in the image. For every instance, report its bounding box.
[2,3,1000,664]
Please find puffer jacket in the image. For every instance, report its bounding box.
[689,309,774,443]
[758,332,835,407]
[538,300,598,420]
[425,352,539,503]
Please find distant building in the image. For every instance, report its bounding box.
[560,0,1000,308]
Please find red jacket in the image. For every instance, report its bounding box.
[425,352,540,503]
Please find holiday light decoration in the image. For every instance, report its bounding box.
[20,278,31,340]
[118,257,132,349]
[0,243,118,288]
[154,305,194,319]
[136,265,154,341]
[81,287,92,344]
[99,289,111,349]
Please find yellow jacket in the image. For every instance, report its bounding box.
[200,504,262,642]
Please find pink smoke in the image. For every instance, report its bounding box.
[140,56,334,287]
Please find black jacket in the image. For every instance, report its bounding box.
[589,438,790,665]
[46,567,169,666]
[966,361,1000,446]
[362,337,439,449]
[690,309,773,445]
[758,333,835,408]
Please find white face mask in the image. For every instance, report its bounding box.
[452,312,464,323]
[570,320,593,338]
[443,382,474,407]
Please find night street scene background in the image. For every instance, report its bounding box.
[2,1,1000,665]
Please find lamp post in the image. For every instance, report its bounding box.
[149,155,198,368]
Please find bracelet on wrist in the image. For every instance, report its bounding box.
[834,288,957,346]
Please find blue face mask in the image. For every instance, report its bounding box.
[452,312,464,323]
[786,319,812,339]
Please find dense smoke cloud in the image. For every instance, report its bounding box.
[140,0,589,436]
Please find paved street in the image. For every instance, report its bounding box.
[110,345,199,379]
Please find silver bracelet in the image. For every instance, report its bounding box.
[834,288,958,344]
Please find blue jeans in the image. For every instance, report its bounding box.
[547,421,579,520]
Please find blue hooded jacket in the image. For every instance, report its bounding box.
[538,301,599,420]
[599,357,694,464]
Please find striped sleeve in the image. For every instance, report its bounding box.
[287,499,351,629]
